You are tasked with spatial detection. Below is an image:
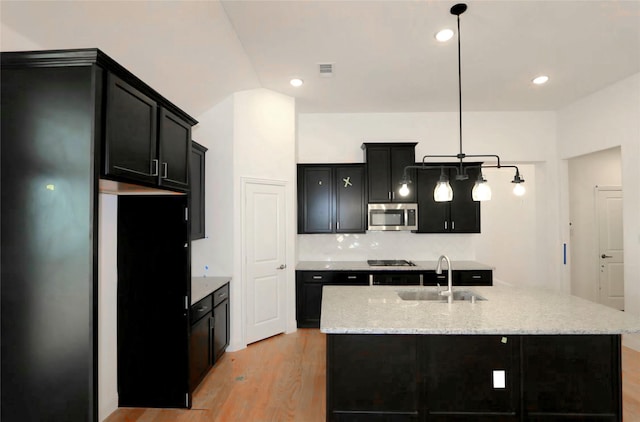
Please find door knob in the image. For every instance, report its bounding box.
[601,254,613,259]
[277,264,287,270]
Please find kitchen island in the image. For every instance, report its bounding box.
[321,285,640,421]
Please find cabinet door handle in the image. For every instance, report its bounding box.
[162,162,168,179]
[337,221,340,230]
[388,191,392,200]
[444,221,448,230]
[151,159,159,176]
[452,221,455,230]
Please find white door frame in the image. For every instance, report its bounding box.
[240,177,290,345]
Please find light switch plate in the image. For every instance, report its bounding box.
[493,370,506,389]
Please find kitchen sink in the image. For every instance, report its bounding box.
[397,289,486,302]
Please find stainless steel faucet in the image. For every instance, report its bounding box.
[436,255,453,299]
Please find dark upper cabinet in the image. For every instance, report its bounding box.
[416,164,481,233]
[158,108,191,190]
[335,165,366,232]
[190,141,207,240]
[363,143,416,203]
[297,164,366,234]
[105,73,193,192]
[299,166,333,233]
[105,73,158,185]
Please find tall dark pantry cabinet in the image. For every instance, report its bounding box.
[1,49,198,421]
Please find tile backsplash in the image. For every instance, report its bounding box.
[297,231,477,261]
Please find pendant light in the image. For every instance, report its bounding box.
[397,3,526,202]
[434,168,454,202]
[471,171,492,201]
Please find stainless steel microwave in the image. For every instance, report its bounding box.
[367,203,418,231]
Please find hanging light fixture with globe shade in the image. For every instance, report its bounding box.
[397,3,525,202]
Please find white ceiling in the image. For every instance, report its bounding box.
[2,1,639,116]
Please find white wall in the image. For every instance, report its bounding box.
[568,147,622,302]
[191,96,235,277]
[98,194,118,421]
[0,22,42,50]
[194,89,297,352]
[558,73,640,318]
[233,89,298,340]
[297,112,559,288]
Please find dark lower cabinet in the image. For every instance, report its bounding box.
[189,296,213,391]
[522,335,621,420]
[297,270,492,328]
[296,271,369,328]
[326,334,622,422]
[327,335,419,421]
[422,269,493,286]
[213,284,230,362]
[424,335,519,420]
[189,283,230,393]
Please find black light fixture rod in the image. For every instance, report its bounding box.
[451,3,467,159]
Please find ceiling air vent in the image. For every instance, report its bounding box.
[319,63,334,77]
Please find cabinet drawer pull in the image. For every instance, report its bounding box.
[437,275,446,279]
[312,275,323,280]
[196,305,209,312]
[347,275,357,279]
[218,292,227,299]
[472,275,482,279]
[151,159,159,176]
[162,162,168,179]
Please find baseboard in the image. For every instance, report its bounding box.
[99,395,118,422]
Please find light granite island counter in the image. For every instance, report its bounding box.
[320,285,640,421]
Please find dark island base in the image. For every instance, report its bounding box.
[326,334,622,421]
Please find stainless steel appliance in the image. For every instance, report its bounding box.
[367,259,422,285]
[367,203,418,231]
[367,259,416,267]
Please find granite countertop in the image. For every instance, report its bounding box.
[320,284,640,335]
[296,260,493,272]
[191,276,231,305]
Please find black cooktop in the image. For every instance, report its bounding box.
[367,259,416,267]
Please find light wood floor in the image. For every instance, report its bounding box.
[107,330,640,422]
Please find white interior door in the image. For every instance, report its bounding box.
[596,187,624,310]
[244,179,287,344]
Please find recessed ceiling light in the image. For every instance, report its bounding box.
[290,78,304,87]
[435,29,454,42]
[532,75,549,85]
